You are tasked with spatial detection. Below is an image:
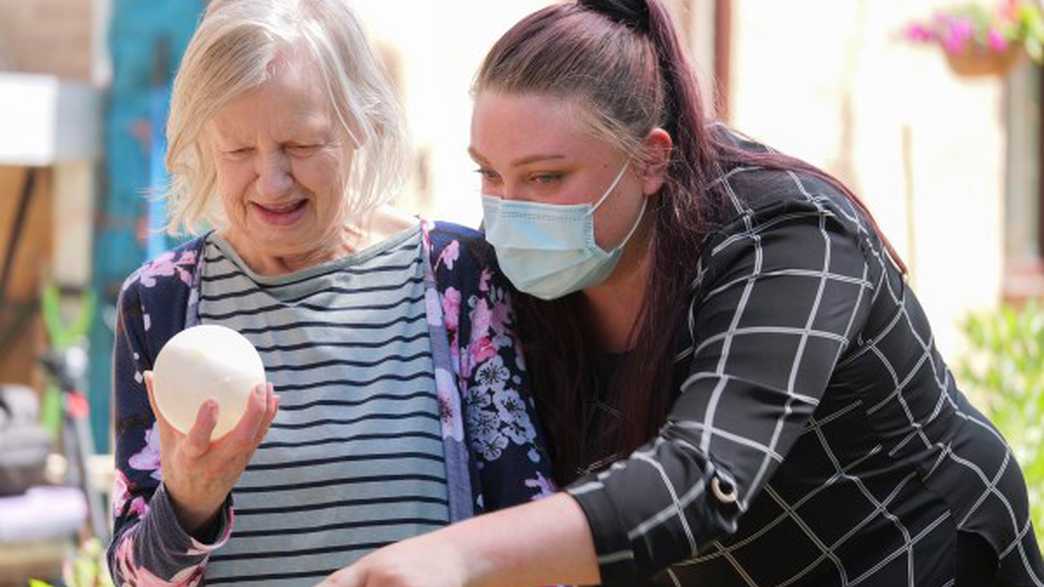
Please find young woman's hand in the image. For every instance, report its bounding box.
[144,370,279,536]
[316,493,599,587]
[317,532,471,587]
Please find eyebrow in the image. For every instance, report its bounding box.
[468,147,566,167]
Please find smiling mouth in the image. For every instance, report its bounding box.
[255,200,306,213]
[252,199,308,226]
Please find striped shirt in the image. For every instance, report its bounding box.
[198,226,450,585]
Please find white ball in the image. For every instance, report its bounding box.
[152,324,266,440]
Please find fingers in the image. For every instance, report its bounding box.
[183,400,219,458]
[144,370,179,441]
[252,384,279,446]
[316,566,360,587]
[225,382,270,447]
[144,370,159,417]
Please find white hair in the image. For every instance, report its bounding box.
[164,0,408,235]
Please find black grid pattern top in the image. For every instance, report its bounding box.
[566,147,1044,586]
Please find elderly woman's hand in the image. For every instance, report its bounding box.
[143,370,279,537]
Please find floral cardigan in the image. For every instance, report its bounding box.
[106,221,555,584]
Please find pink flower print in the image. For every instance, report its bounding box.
[129,423,163,481]
[129,495,148,518]
[450,331,465,378]
[470,299,493,343]
[113,537,204,586]
[457,344,472,380]
[112,470,128,506]
[435,367,464,441]
[112,470,148,518]
[441,287,461,333]
[420,219,436,255]
[436,240,460,272]
[137,251,194,288]
[469,336,497,367]
[137,252,175,287]
[478,268,492,293]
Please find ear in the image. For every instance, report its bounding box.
[637,127,672,196]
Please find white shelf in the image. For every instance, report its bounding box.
[0,72,102,166]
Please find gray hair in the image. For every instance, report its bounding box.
[164,0,408,235]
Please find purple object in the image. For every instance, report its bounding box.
[0,486,87,542]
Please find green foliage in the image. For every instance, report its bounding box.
[38,285,96,439]
[958,300,1044,542]
[29,538,113,587]
[40,285,95,351]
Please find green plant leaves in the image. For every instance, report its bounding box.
[958,301,1044,543]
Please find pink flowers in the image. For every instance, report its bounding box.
[434,239,460,272]
[942,16,976,53]
[112,538,205,586]
[441,287,461,332]
[905,13,991,56]
[904,1,1042,60]
[988,28,1010,51]
[134,250,196,288]
[128,423,163,481]
[111,470,149,520]
[904,23,935,43]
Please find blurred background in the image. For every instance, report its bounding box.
[0,0,1041,584]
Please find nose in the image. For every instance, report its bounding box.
[256,150,293,199]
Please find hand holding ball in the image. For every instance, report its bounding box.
[152,325,266,440]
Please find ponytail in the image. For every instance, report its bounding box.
[477,0,905,485]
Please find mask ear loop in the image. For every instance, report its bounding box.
[615,196,648,251]
[589,163,631,214]
[589,162,648,251]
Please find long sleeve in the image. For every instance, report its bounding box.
[460,259,556,511]
[566,194,877,585]
[428,224,556,514]
[107,260,233,585]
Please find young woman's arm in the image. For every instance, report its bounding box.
[320,185,876,586]
[319,492,600,587]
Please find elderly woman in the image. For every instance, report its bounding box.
[105,1,553,584]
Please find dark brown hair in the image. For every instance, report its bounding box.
[475,0,903,485]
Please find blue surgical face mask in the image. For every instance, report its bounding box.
[482,163,647,300]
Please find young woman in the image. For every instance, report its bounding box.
[320,1,1044,585]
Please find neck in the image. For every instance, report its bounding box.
[223,226,362,276]
[221,206,418,276]
[581,226,653,353]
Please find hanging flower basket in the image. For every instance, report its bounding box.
[905,1,1044,79]
[944,44,1024,76]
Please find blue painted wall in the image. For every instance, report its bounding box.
[88,0,204,452]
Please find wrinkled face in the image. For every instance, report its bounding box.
[469,91,649,251]
[207,51,353,259]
